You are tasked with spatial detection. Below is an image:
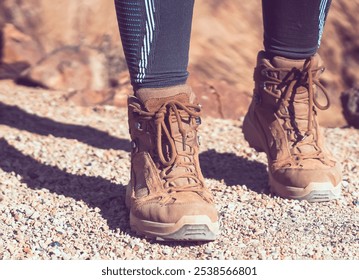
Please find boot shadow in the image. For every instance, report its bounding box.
[0,138,129,232]
[200,149,269,194]
[0,102,131,152]
[0,140,217,245]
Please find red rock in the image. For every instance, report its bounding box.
[24,46,108,91]
[23,245,32,254]
[0,0,358,127]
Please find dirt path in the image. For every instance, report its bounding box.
[0,81,358,260]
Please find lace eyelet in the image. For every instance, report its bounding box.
[135,122,143,131]
[260,81,267,90]
[131,140,139,153]
[195,117,201,125]
[261,69,268,77]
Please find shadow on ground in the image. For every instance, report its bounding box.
[0,103,270,243]
[0,138,129,232]
[0,140,217,245]
[0,140,270,245]
[0,102,131,151]
[200,149,269,194]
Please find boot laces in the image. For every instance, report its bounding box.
[130,99,209,198]
[262,57,331,166]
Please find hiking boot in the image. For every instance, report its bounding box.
[126,84,219,240]
[243,51,342,202]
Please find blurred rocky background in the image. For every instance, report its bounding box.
[0,0,358,127]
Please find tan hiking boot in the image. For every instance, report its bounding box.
[126,84,219,240]
[243,51,342,202]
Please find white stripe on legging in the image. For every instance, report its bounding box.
[136,0,156,83]
[318,0,328,46]
[148,0,155,29]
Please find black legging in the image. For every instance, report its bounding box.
[115,0,332,90]
[262,0,332,59]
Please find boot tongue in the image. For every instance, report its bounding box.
[135,84,194,112]
[290,106,319,155]
[271,54,321,69]
[168,118,199,187]
[166,156,197,188]
[271,54,322,83]
[271,56,306,69]
[293,134,317,154]
[136,84,199,188]
[272,55,311,121]
[271,55,322,155]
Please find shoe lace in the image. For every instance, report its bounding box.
[261,57,331,166]
[129,99,208,197]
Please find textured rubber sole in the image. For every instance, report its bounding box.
[269,174,342,202]
[242,113,342,202]
[130,213,220,241]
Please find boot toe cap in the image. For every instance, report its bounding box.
[272,161,342,189]
[133,192,218,224]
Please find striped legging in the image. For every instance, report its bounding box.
[114,0,332,91]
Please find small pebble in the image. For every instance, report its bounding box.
[205,248,212,255]
[49,241,62,248]
[0,85,357,261]
[162,248,171,255]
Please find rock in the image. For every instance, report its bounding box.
[65,89,117,107]
[227,202,236,211]
[0,0,358,126]
[258,249,267,260]
[0,83,358,260]
[192,80,251,119]
[1,24,42,66]
[23,245,32,255]
[162,248,171,255]
[0,0,124,97]
[341,87,359,128]
[49,241,62,248]
[0,62,31,80]
[0,0,120,53]
[24,46,109,91]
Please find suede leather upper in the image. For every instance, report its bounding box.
[127,85,218,224]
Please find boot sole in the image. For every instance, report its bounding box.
[269,174,342,202]
[242,113,342,202]
[130,212,220,241]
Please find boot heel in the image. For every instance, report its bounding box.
[242,114,265,152]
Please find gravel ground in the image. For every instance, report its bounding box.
[0,81,358,260]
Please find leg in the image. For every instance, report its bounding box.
[262,0,332,59]
[243,0,342,201]
[114,0,193,90]
[114,0,219,240]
